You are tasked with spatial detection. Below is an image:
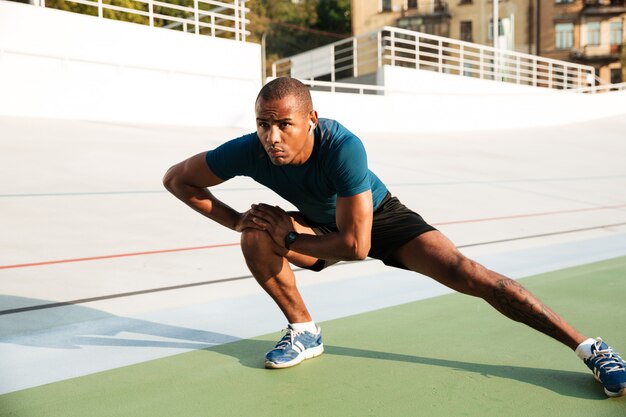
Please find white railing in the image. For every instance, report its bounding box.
[267,77,385,95]
[273,26,596,92]
[33,0,249,41]
[572,82,626,94]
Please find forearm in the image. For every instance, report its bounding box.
[165,180,241,231]
[288,231,369,261]
[248,193,373,261]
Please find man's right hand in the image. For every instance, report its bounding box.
[234,209,267,233]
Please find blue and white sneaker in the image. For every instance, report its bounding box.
[583,338,626,397]
[265,324,324,369]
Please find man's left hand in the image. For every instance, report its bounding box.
[248,203,294,250]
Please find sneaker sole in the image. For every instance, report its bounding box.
[265,344,324,369]
[593,374,626,398]
[604,386,626,398]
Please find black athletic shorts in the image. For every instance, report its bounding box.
[303,192,437,271]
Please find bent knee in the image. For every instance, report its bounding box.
[240,228,273,252]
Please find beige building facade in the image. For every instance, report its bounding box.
[351,0,625,83]
[539,0,625,84]
[351,0,539,54]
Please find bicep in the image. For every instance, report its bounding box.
[336,190,373,238]
[164,152,225,189]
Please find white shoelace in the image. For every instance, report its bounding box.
[591,338,626,374]
[274,327,302,350]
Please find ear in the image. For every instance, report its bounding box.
[308,110,318,134]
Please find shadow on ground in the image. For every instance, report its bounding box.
[209,337,606,401]
[0,295,609,401]
[0,295,238,349]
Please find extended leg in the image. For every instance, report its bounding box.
[393,230,585,349]
[393,230,626,396]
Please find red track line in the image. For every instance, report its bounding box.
[1,203,625,271]
[0,243,240,271]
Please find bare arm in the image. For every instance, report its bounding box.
[162,152,259,232]
[250,190,373,261]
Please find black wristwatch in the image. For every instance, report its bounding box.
[284,231,300,250]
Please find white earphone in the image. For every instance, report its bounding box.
[309,121,315,134]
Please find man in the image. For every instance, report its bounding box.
[163,77,625,397]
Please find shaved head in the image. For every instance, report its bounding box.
[256,77,313,114]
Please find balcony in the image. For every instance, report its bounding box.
[396,1,451,37]
[571,44,623,61]
[403,0,449,16]
[583,0,626,15]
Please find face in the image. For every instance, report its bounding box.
[255,95,317,166]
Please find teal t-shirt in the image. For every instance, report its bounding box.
[205,118,388,227]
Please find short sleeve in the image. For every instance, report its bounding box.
[205,133,258,180]
[329,135,371,198]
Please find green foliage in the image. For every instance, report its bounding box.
[315,0,351,34]
[247,0,351,75]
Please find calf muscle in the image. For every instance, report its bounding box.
[490,278,562,335]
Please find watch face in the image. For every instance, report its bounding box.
[285,232,299,248]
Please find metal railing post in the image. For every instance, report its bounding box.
[234,0,239,41]
[193,0,199,34]
[548,62,553,89]
[516,55,520,84]
[353,37,358,78]
[479,49,484,79]
[377,30,383,67]
[493,49,499,81]
[241,0,246,42]
[415,34,420,70]
[331,43,336,84]
[390,30,396,66]
[438,39,443,73]
[459,44,464,76]
[148,0,153,27]
[98,0,103,18]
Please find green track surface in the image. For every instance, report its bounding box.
[1,257,625,417]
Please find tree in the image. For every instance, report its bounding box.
[315,0,351,34]
[247,0,351,76]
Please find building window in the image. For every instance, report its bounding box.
[555,0,574,4]
[459,0,473,4]
[555,22,574,49]
[610,21,623,46]
[587,22,601,46]
[380,0,392,12]
[488,19,504,40]
[611,68,622,84]
[407,0,418,9]
[460,21,473,42]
